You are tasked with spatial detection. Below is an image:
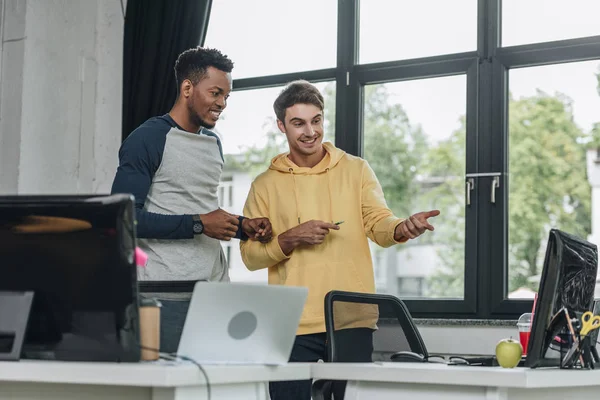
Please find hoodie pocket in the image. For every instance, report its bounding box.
[285,261,367,319]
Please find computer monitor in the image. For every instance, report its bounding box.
[525,229,598,368]
[0,194,140,362]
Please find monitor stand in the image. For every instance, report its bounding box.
[0,291,33,361]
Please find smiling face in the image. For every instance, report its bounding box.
[277,103,325,166]
[182,66,232,129]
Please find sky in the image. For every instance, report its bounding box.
[204,0,600,156]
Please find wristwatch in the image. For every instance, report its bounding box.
[192,215,204,235]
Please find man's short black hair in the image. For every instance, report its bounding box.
[174,47,234,91]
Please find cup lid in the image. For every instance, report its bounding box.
[140,298,162,307]
[517,312,532,324]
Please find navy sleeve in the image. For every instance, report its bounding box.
[111,127,194,239]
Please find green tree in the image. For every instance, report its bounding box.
[589,66,600,149]
[508,91,591,290]
[426,91,592,295]
[224,118,287,178]
[421,119,466,297]
[363,85,429,218]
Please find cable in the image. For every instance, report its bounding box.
[174,354,211,400]
[139,345,211,400]
[119,0,125,19]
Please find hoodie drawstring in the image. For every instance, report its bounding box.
[326,168,333,223]
[290,168,301,224]
[290,167,334,225]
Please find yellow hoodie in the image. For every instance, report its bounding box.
[240,142,405,335]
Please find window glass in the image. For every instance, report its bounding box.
[364,75,467,298]
[502,0,600,47]
[205,0,338,79]
[359,0,477,64]
[507,61,600,298]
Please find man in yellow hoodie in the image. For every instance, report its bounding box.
[240,80,439,399]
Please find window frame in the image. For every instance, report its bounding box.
[207,0,600,320]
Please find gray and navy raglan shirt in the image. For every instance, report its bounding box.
[111,114,246,287]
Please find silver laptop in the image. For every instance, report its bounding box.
[177,281,308,365]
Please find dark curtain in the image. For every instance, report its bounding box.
[122,0,213,141]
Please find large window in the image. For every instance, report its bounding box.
[364,76,467,299]
[507,61,600,297]
[205,0,600,319]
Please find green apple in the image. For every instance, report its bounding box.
[495,338,523,368]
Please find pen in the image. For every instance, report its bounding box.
[334,221,344,225]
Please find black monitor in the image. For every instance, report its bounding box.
[0,194,140,362]
[525,229,598,368]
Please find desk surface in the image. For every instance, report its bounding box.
[311,362,600,389]
[0,360,311,387]
[5,360,600,391]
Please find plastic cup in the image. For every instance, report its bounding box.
[517,313,532,356]
[139,298,162,361]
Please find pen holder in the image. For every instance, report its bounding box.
[558,330,577,369]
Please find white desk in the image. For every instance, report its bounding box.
[311,362,600,400]
[0,360,311,400]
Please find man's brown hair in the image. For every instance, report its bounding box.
[273,80,325,123]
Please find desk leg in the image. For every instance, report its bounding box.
[152,382,268,400]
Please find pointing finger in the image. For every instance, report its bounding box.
[424,210,441,219]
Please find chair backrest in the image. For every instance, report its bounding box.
[324,290,428,363]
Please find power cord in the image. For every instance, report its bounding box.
[172,354,211,400]
[139,345,211,400]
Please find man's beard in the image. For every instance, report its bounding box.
[195,114,215,129]
[188,104,215,130]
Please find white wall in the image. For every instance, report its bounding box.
[0,0,124,195]
[418,324,516,356]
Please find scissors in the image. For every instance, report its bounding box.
[560,311,600,368]
[580,311,600,337]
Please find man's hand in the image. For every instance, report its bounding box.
[199,209,239,241]
[242,217,273,243]
[394,210,441,241]
[278,220,340,255]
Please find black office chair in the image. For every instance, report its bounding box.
[311,290,429,400]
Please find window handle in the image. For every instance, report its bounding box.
[466,178,475,206]
[464,173,502,206]
[490,176,500,204]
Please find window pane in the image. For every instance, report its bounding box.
[359,0,477,64]
[363,75,467,299]
[502,0,600,47]
[204,0,337,79]
[215,82,336,283]
[507,61,600,298]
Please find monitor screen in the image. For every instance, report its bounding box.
[526,229,598,368]
[0,194,140,362]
